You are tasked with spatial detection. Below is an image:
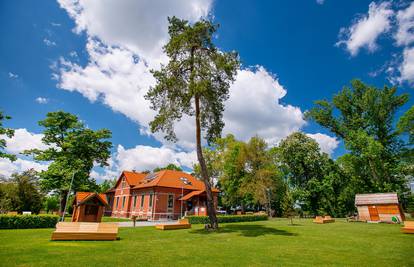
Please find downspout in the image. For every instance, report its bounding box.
[152,188,156,221]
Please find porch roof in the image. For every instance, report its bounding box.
[74,192,109,207]
[179,190,204,201]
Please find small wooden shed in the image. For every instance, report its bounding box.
[71,192,109,223]
[355,193,405,223]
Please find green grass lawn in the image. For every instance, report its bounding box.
[0,219,413,266]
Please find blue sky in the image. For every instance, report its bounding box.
[0,0,413,181]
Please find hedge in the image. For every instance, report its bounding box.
[186,215,268,224]
[0,214,60,229]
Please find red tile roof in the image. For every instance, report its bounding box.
[122,171,147,186]
[180,190,204,200]
[74,192,109,206]
[133,170,219,192]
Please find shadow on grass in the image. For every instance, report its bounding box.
[190,224,297,237]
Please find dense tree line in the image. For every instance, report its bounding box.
[0,111,113,215]
[194,80,414,217]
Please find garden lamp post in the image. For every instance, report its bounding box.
[179,177,192,219]
[266,188,271,217]
[61,171,76,222]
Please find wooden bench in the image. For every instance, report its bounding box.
[51,222,119,241]
[155,219,191,230]
[401,221,414,234]
[313,216,335,224]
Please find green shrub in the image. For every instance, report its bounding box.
[0,214,59,229]
[186,215,268,224]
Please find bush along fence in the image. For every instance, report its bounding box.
[0,214,60,229]
[186,215,268,224]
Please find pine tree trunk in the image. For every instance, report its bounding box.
[59,190,68,217]
[195,95,218,229]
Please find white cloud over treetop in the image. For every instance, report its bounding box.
[0,158,48,177]
[1,128,48,154]
[54,0,340,180]
[306,133,339,155]
[223,67,305,145]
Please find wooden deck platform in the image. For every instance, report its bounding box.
[155,219,191,230]
[313,216,335,224]
[401,221,414,234]
[51,222,119,241]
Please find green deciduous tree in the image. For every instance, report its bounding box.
[0,179,18,213]
[26,111,112,214]
[194,135,286,216]
[0,170,43,214]
[306,80,411,205]
[0,110,16,161]
[153,163,183,173]
[98,179,117,193]
[12,169,43,214]
[145,17,239,229]
[277,132,347,216]
[43,195,59,214]
[397,106,414,145]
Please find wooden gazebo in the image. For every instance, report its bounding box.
[71,192,109,222]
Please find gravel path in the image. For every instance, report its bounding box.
[117,220,179,227]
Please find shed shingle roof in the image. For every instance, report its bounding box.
[74,192,109,206]
[355,193,399,205]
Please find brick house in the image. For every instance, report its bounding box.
[106,170,219,220]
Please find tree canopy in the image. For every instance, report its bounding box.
[26,111,112,213]
[153,163,183,172]
[0,110,16,161]
[306,80,412,206]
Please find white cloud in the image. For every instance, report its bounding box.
[69,51,78,58]
[1,128,48,154]
[35,97,49,104]
[58,38,157,134]
[398,46,414,84]
[306,133,339,155]
[395,2,414,46]
[8,72,18,79]
[316,0,325,5]
[93,145,197,180]
[55,0,334,168]
[57,0,212,65]
[57,42,306,150]
[224,67,305,145]
[336,2,394,56]
[115,145,196,171]
[0,157,48,177]
[51,22,61,27]
[43,38,57,46]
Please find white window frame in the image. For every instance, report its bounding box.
[167,194,174,210]
[140,194,145,210]
[149,193,153,208]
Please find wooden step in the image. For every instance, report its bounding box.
[51,222,119,241]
